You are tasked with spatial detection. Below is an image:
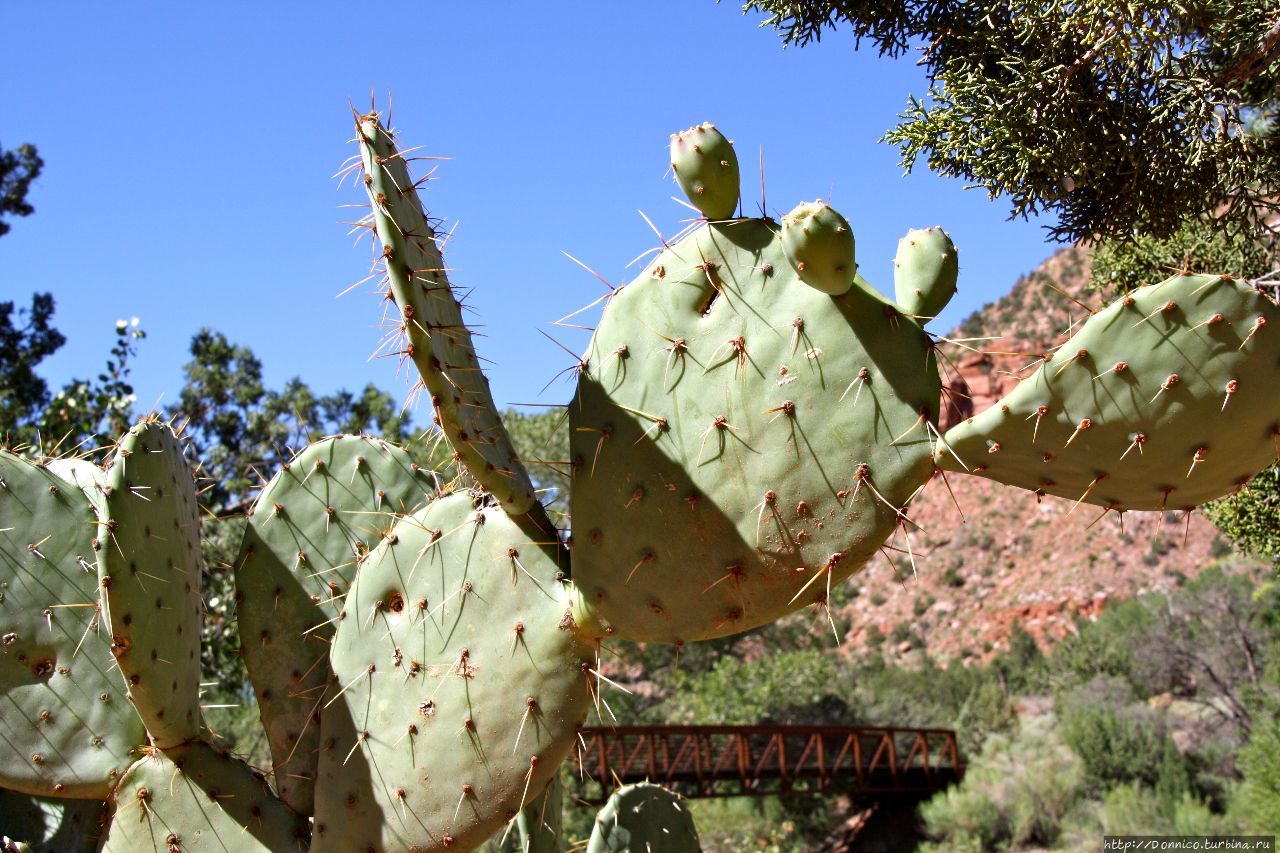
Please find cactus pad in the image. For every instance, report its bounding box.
[587,783,701,853]
[516,772,564,853]
[356,114,548,528]
[312,491,591,851]
[235,435,431,814]
[0,450,145,798]
[571,215,940,643]
[98,741,308,851]
[893,226,958,321]
[670,123,740,221]
[780,201,857,296]
[95,419,204,748]
[937,274,1280,509]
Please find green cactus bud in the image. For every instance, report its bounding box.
[937,274,1280,509]
[894,226,958,320]
[587,783,701,852]
[95,418,203,749]
[781,201,857,296]
[670,123,740,221]
[0,450,145,798]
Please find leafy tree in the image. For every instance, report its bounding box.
[0,142,42,237]
[0,293,66,439]
[0,294,146,452]
[744,0,1280,245]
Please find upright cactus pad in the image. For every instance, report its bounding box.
[312,492,591,851]
[95,419,204,749]
[516,773,564,853]
[98,741,308,852]
[356,114,549,531]
[670,123,740,221]
[780,201,857,296]
[938,274,1280,509]
[587,783,701,853]
[235,435,432,814]
[0,451,145,798]
[893,226,958,320]
[571,183,940,643]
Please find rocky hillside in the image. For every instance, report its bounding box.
[836,246,1251,662]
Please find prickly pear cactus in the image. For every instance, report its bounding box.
[235,435,431,814]
[938,274,1280,510]
[312,491,592,851]
[0,451,145,798]
[95,419,204,749]
[587,783,701,853]
[570,158,942,643]
[98,741,308,851]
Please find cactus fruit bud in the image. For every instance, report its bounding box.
[781,201,857,295]
[670,123,740,221]
[894,226,958,320]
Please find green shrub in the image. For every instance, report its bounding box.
[1233,698,1280,832]
[662,650,850,726]
[921,716,1082,849]
[1058,678,1179,789]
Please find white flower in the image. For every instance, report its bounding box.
[130,317,140,328]
[115,320,126,331]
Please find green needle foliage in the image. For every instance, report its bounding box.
[743,0,1280,244]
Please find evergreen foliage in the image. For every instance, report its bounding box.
[744,0,1280,244]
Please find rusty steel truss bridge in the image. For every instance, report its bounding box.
[571,724,965,803]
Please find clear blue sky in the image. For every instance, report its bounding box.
[2,2,1060,419]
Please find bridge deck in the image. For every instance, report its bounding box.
[571,724,964,802]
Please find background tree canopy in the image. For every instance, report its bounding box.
[744,1,1280,247]
[0,142,42,237]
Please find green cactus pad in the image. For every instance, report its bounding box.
[235,435,431,814]
[312,492,591,852]
[43,457,107,518]
[893,226,958,320]
[570,217,940,643]
[95,419,203,749]
[99,740,309,852]
[0,788,104,852]
[937,274,1280,509]
[0,451,145,798]
[670,123,740,221]
[587,783,701,853]
[517,773,563,853]
[356,114,550,531]
[780,201,857,296]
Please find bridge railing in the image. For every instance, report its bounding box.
[571,724,964,802]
